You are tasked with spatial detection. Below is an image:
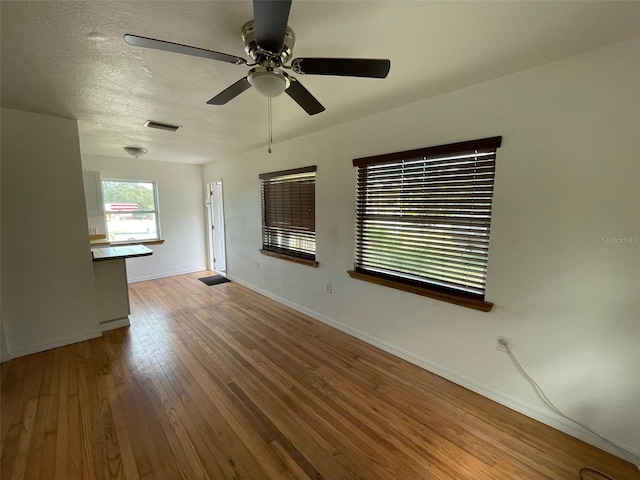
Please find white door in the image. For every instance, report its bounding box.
[207,180,226,275]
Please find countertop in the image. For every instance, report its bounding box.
[91,245,153,262]
[90,234,110,246]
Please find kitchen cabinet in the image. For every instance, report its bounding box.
[83,170,104,216]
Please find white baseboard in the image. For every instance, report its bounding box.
[5,330,103,360]
[3,318,130,362]
[99,317,130,331]
[127,266,207,283]
[227,275,640,467]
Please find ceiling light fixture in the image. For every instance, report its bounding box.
[247,67,290,97]
[247,67,291,154]
[123,147,148,158]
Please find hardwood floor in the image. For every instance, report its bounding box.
[2,271,638,480]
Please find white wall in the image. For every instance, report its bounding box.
[204,38,640,462]
[0,144,6,361]
[1,109,100,358]
[82,155,207,282]
[0,114,207,359]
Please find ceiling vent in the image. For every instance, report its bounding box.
[144,120,180,132]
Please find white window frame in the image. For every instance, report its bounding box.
[101,179,161,244]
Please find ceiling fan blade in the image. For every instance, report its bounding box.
[207,77,252,105]
[285,77,325,115]
[252,0,292,54]
[124,34,247,65]
[291,58,391,78]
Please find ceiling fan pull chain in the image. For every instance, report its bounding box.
[268,93,273,154]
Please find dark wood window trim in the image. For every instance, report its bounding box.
[347,270,493,312]
[353,136,502,167]
[351,136,501,311]
[260,249,319,267]
[258,165,316,180]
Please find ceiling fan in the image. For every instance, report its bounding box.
[124,0,390,116]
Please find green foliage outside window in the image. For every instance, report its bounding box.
[102,181,155,211]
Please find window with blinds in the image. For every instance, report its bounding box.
[259,166,317,265]
[349,137,501,311]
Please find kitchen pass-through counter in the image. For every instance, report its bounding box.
[92,244,153,261]
[91,244,153,330]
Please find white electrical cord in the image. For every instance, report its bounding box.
[501,339,634,463]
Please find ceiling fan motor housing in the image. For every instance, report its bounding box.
[242,20,295,66]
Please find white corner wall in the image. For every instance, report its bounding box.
[0,124,5,361]
[1,109,100,358]
[0,323,8,363]
[81,155,207,282]
[204,38,640,462]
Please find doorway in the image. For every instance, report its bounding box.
[207,180,226,276]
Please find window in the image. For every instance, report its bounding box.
[259,166,317,266]
[348,136,501,311]
[102,179,161,243]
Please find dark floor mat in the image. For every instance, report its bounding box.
[198,275,231,286]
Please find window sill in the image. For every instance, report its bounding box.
[109,239,165,247]
[347,270,493,312]
[260,249,318,267]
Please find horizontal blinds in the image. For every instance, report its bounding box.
[354,139,500,297]
[261,167,316,260]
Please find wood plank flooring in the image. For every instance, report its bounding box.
[2,271,638,479]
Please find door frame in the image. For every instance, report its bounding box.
[206,180,226,275]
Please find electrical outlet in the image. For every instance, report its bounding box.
[326,283,332,294]
[256,262,260,270]
[497,335,510,352]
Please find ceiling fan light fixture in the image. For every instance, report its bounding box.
[248,67,290,98]
[123,146,148,158]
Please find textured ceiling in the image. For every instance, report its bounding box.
[2,1,640,165]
